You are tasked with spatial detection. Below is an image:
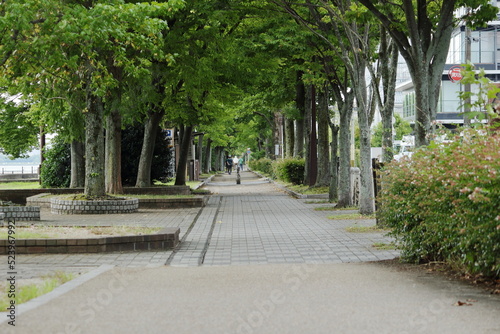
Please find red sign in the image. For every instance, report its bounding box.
[448,66,463,83]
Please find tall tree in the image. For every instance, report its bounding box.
[356,0,498,147]
[274,0,378,213]
[0,1,182,197]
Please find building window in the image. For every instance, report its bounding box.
[403,92,415,118]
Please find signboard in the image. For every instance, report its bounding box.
[448,66,463,83]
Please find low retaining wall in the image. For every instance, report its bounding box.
[0,186,191,205]
[139,197,207,209]
[27,194,207,209]
[0,206,40,221]
[51,198,139,214]
[0,227,180,254]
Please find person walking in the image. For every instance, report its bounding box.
[225,156,233,175]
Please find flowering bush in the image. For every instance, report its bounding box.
[378,129,500,278]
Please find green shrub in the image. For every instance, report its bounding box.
[249,158,273,175]
[121,124,173,185]
[40,137,71,188]
[272,158,305,185]
[378,129,500,278]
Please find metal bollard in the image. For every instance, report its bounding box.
[236,166,241,184]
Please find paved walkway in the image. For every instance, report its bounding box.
[1,171,499,333]
[1,171,397,280]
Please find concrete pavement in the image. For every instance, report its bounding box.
[3,263,500,334]
[1,170,499,333]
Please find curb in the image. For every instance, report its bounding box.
[0,264,115,324]
[249,169,329,199]
[193,174,217,190]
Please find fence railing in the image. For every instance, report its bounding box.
[0,166,39,175]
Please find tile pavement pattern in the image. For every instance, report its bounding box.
[0,171,398,280]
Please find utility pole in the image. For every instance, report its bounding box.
[464,10,472,127]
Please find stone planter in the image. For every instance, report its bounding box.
[0,206,40,221]
[51,198,139,215]
[0,227,180,254]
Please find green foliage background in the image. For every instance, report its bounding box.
[40,137,71,188]
[121,124,173,186]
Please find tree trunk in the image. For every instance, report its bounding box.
[294,119,304,158]
[70,140,85,188]
[336,90,354,208]
[135,110,164,187]
[197,133,203,173]
[84,93,105,198]
[273,111,282,159]
[214,146,222,172]
[303,85,312,185]
[379,28,398,162]
[355,69,375,215]
[203,138,212,173]
[175,125,193,186]
[294,72,305,157]
[315,86,330,187]
[105,107,123,194]
[329,123,339,202]
[284,117,294,158]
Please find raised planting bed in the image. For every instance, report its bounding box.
[0,185,190,205]
[0,205,40,221]
[28,193,207,209]
[138,196,208,209]
[0,226,180,254]
[50,197,139,215]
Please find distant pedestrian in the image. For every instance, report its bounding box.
[232,156,239,168]
[225,156,233,175]
[239,158,243,171]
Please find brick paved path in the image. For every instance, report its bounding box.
[0,171,397,280]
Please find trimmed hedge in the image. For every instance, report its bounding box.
[248,158,273,176]
[378,130,500,278]
[273,158,305,185]
[249,157,305,185]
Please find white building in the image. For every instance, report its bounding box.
[397,1,500,129]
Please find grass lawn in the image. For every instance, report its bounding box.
[0,225,162,239]
[286,184,328,195]
[42,193,195,200]
[304,200,331,204]
[0,272,75,310]
[0,181,41,189]
[372,242,397,250]
[314,206,358,211]
[345,225,389,233]
[327,213,376,220]
[154,180,201,189]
